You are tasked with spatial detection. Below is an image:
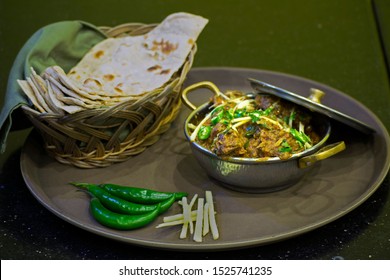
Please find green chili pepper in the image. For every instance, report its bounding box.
[211,111,223,125]
[71,183,160,214]
[210,106,224,125]
[100,183,187,204]
[90,197,161,230]
[158,195,176,214]
[197,125,211,140]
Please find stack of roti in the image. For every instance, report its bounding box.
[18,13,208,114]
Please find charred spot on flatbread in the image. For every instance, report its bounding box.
[159,69,170,75]
[114,87,123,93]
[103,74,115,81]
[151,39,179,55]
[84,78,103,90]
[147,65,162,72]
[94,50,105,59]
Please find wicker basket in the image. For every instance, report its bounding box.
[21,23,196,168]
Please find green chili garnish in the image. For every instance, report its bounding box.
[210,106,224,125]
[290,128,311,146]
[249,111,261,122]
[226,108,235,119]
[248,107,273,122]
[211,115,220,125]
[234,109,246,118]
[198,125,212,140]
[263,106,273,116]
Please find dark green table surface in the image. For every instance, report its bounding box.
[1,0,389,259]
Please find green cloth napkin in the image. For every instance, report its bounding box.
[0,20,107,153]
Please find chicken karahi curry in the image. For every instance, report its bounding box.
[188,90,320,160]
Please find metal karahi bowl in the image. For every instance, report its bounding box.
[182,81,346,193]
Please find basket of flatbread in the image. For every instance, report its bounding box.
[17,13,208,168]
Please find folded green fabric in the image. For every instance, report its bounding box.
[0,21,107,153]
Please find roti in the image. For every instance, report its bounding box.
[18,13,208,113]
[67,12,208,96]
